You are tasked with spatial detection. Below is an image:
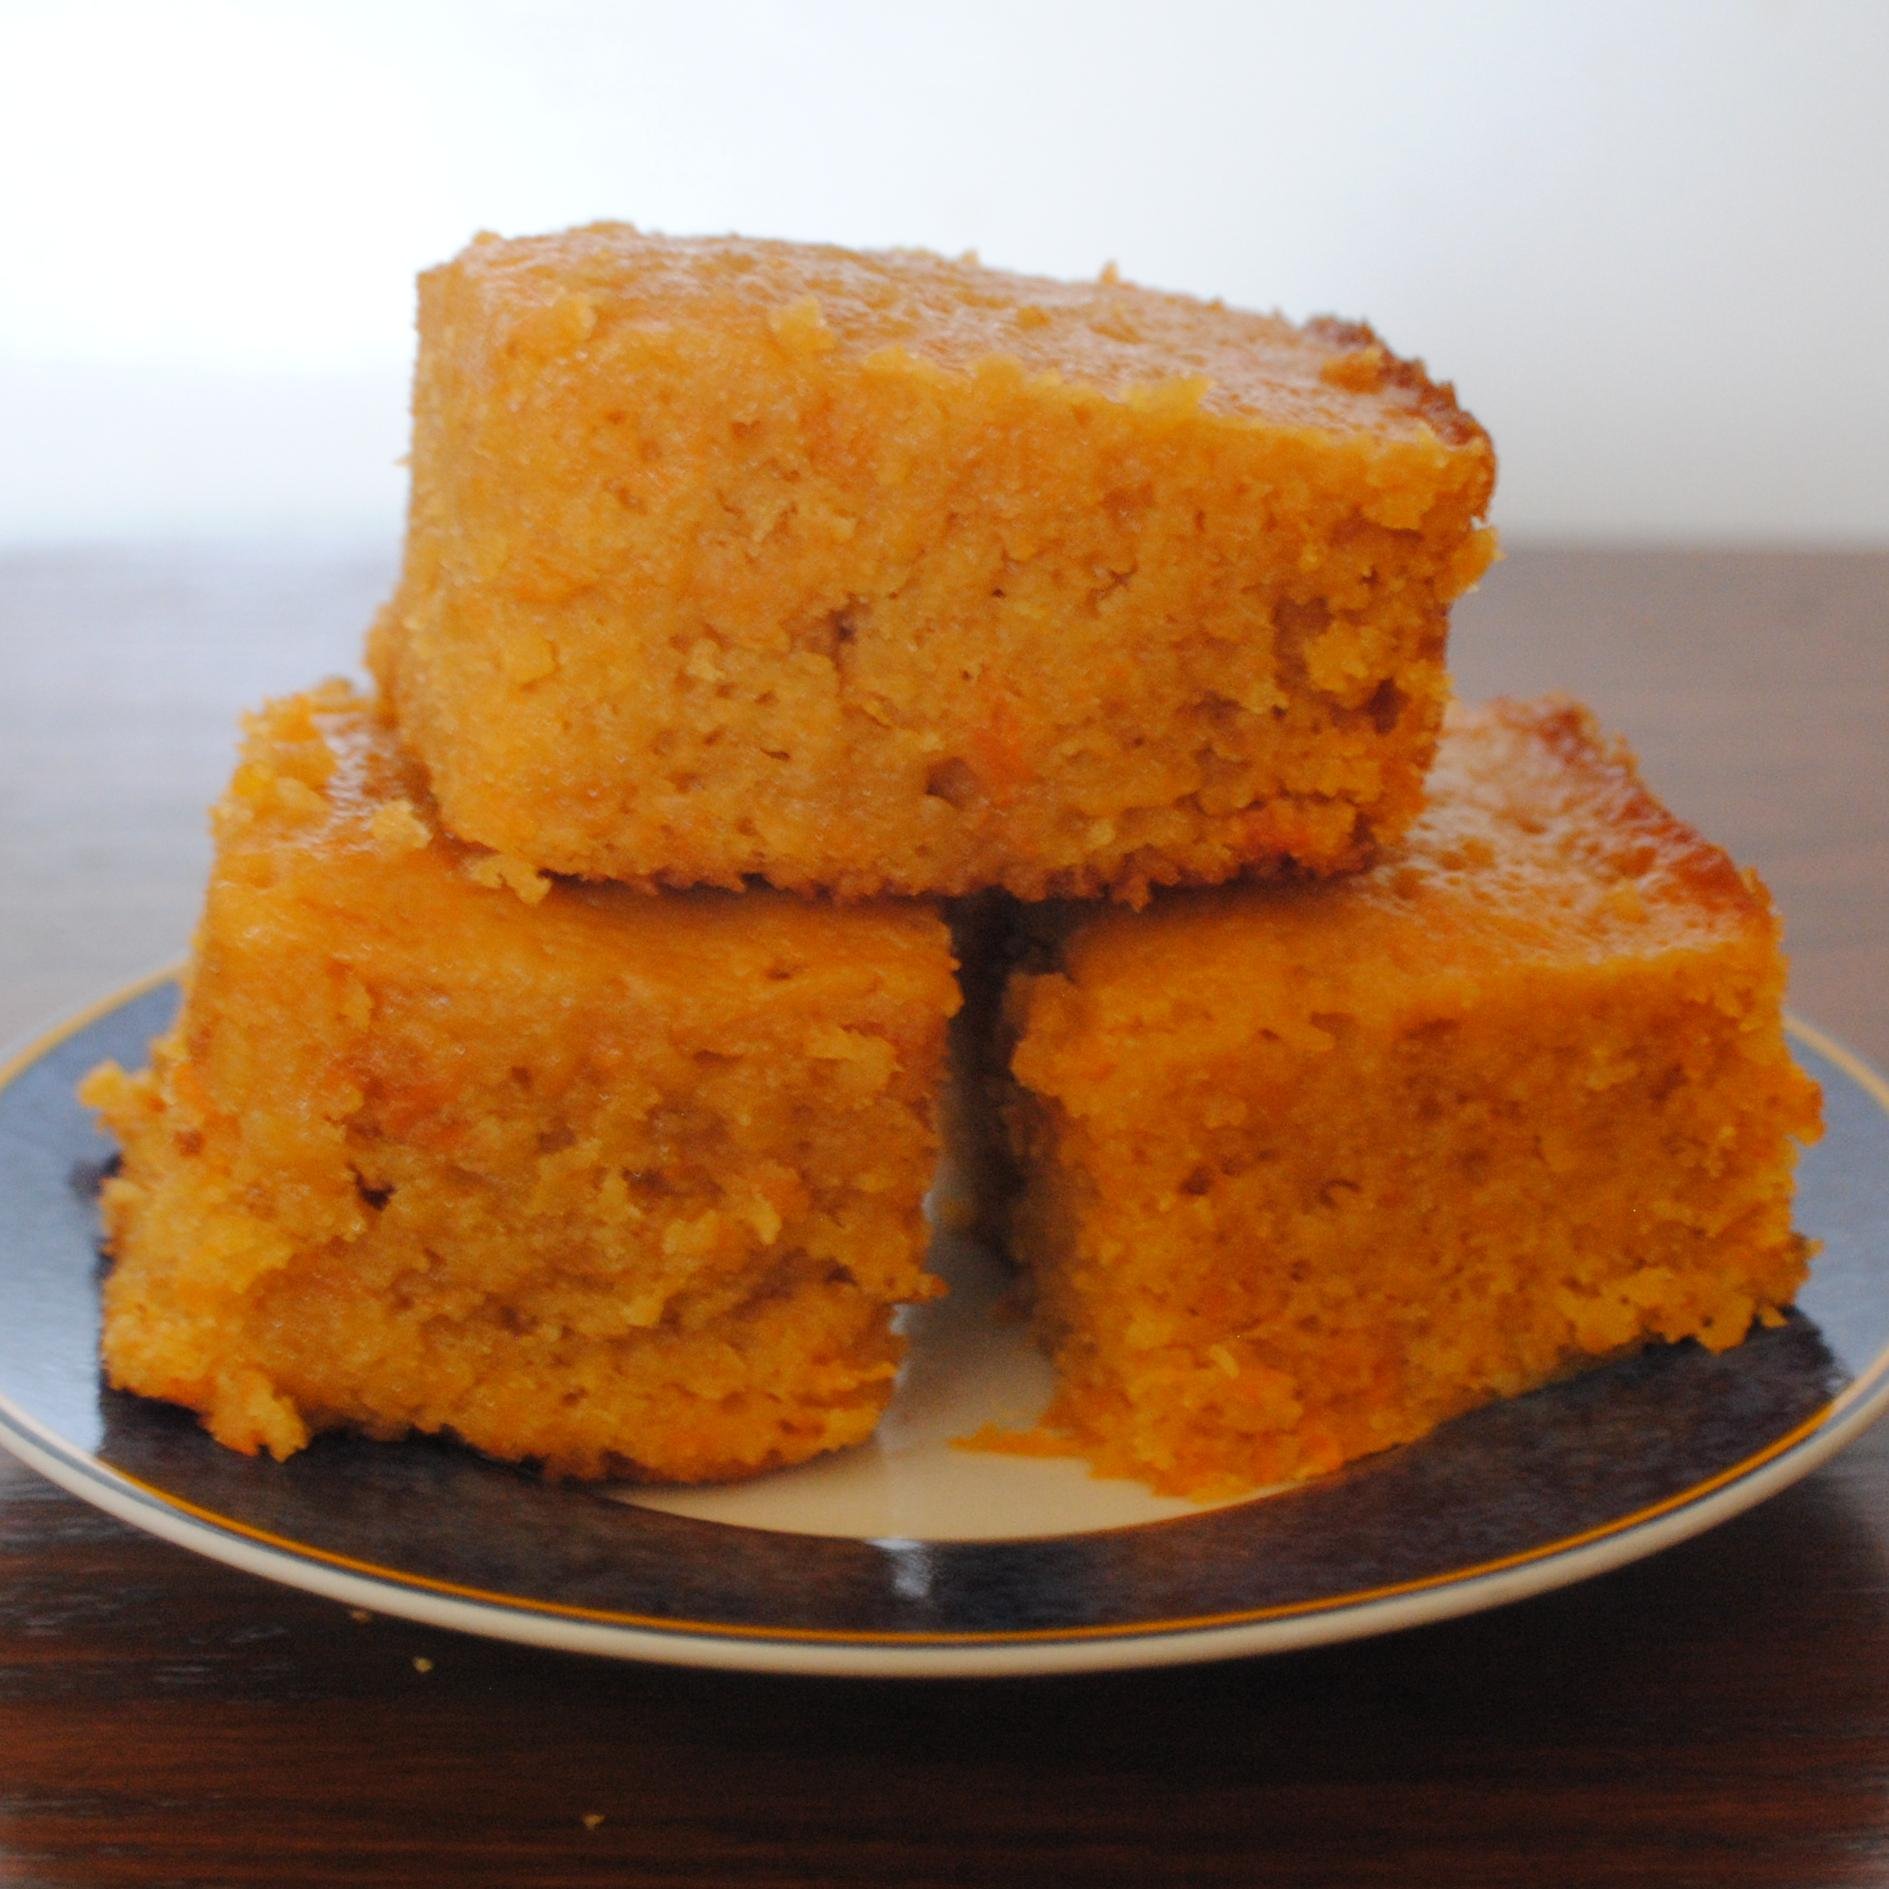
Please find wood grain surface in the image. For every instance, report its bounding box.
[2,544,1886,1888]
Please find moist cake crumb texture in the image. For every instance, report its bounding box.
[83,682,958,1480]
[370,225,1497,903]
[79,223,1820,1506]
[992,697,1822,1497]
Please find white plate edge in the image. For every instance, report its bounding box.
[6,1356,1889,1680]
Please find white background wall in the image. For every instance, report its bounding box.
[2,0,1884,548]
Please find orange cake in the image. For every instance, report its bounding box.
[370,226,1497,902]
[993,697,1822,1497]
[82,683,957,1480]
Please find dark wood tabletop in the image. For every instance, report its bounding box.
[2,544,1886,1888]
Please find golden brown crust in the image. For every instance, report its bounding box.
[449,226,1491,440]
[1476,695,1761,918]
[1041,697,1780,1029]
[1303,315,1492,451]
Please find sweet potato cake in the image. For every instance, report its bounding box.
[83,683,957,1480]
[993,697,1822,1496]
[371,226,1496,902]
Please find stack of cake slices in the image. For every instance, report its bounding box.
[85,227,1821,1497]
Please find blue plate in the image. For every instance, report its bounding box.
[2,974,1886,1678]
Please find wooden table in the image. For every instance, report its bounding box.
[2,545,1885,1887]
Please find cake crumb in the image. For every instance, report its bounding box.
[368,797,431,854]
[463,849,552,905]
[348,1608,372,1625]
[768,294,833,353]
[412,1656,434,1673]
[581,1814,605,1832]
[1320,343,1389,393]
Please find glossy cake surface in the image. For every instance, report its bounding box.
[996,698,1822,1495]
[83,684,956,1480]
[372,225,1496,901]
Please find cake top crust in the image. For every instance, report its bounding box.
[216,681,955,1008]
[437,224,1488,448]
[1026,697,1779,1052]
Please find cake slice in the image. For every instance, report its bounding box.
[83,682,957,1480]
[371,225,1496,902]
[993,698,1822,1496]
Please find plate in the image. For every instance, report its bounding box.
[3,974,1887,1679]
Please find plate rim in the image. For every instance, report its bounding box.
[2,976,1885,1680]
